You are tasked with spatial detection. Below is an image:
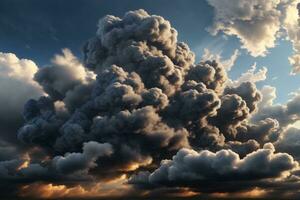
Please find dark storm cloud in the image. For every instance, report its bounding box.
[0,141,113,184]
[3,8,300,199]
[0,141,113,198]
[17,96,64,148]
[18,10,210,176]
[224,82,262,113]
[210,94,249,137]
[236,118,280,144]
[185,60,227,94]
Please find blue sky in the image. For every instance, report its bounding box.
[0,0,298,103]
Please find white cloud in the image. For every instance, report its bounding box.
[202,48,240,71]
[207,0,283,57]
[228,63,267,87]
[282,1,300,74]
[207,0,300,74]
[0,52,44,123]
[258,85,277,109]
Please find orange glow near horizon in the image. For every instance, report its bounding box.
[19,174,134,199]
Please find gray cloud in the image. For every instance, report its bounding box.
[2,9,300,198]
[224,82,261,113]
[252,91,300,128]
[0,141,113,184]
[275,127,300,160]
[130,143,298,193]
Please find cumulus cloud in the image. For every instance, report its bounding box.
[130,143,298,193]
[224,82,261,113]
[52,141,113,174]
[3,9,300,199]
[0,52,44,143]
[282,0,300,74]
[34,48,95,111]
[207,0,283,57]
[258,85,277,109]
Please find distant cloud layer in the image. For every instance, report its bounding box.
[2,8,300,199]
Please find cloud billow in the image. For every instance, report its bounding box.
[2,9,300,199]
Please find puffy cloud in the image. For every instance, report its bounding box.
[228,63,268,87]
[207,0,282,57]
[207,0,300,74]
[35,48,94,99]
[282,0,300,74]
[224,82,262,113]
[19,175,132,199]
[52,141,113,174]
[83,9,195,96]
[34,48,95,111]
[236,118,280,144]
[258,85,277,109]
[186,60,227,94]
[0,52,44,143]
[289,54,300,74]
[17,96,64,147]
[211,94,249,137]
[130,143,298,193]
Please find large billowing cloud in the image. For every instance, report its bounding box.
[3,9,300,199]
[207,0,300,74]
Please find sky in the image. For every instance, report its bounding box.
[1,0,300,199]
[0,0,299,103]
